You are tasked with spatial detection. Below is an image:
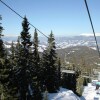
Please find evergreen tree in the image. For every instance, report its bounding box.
[14,16,32,99]
[0,16,4,58]
[0,16,6,99]
[43,31,59,93]
[15,36,22,63]
[0,15,11,99]
[32,29,42,100]
[8,41,19,99]
[42,49,50,89]
[0,15,3,34]
[32,29,40,80]
[58,58,61,87]
[10,41,15,65]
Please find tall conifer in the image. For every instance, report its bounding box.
[15,16,32,99]
[43,31,59,93]
[0,15,10,99]
[32,29,42,100]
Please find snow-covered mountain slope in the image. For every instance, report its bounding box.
[3,35,100,68]
[3,35,100,51]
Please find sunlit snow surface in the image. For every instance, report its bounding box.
[82,83,100,100]
[48,88,80,100]
[48,84,100,100]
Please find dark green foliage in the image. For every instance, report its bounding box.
[10,41,16,65]
[32,85,42,100]
[83,77,91,86]
[32,29,40,78]
[0,17,5,58]
[42,50,50,89]
[0,15,3,34]
[72,74,77,93]
[0,39,5,58]
[61,73,68,88]
[32,29,42,100]
[0,16,11,99]
[62,73,77,92]
[58,58,61,87]
[87,78,91,83]
[15,36,22,65]
[83,78,87,86]
[61,67,81,94]
[12,16,33,99]
[8,41,19,99]
[20,16,32,49]
[42,31,59,93]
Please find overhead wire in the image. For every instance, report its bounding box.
[0,0,67,54]
[0,0,48,38]
[84,0,100,57]
[0,0,23,19]
[0,0,49,51]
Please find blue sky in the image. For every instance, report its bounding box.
[0,0,100,37]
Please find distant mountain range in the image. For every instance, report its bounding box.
[3,35,100,69]
[3,35,100,50]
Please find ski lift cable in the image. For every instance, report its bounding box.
[84,0,100,58]
[0,0,68,53]
[0,0,48,38]
[0,0,48,51]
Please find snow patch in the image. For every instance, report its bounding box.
[48,88,81,100]
[95,63,100,66]
[90,47,97,50]
[82,83,100,100]
[4,44,11,48]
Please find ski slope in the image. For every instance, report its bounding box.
[82,83,100,100]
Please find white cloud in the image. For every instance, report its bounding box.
[80,33,100,36]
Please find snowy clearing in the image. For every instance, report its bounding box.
[82,83,100,100]
[47,83,100,100]
[48,88,81,100]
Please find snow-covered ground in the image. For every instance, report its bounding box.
[82,83,100,100]
[48,88,81,100]
[46,83,100,100]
